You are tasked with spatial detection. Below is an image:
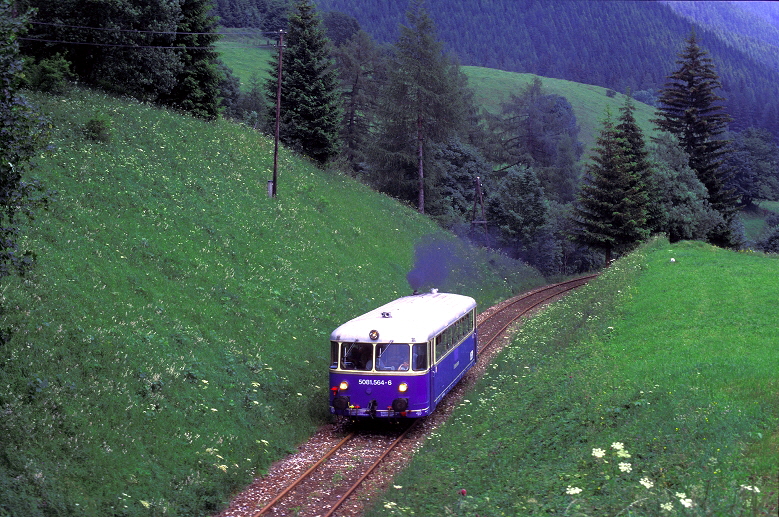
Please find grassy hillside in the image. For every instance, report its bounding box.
[462,66,658,159]
[216,31,275,90]
[367,238,779,516]
[0,88,543,517]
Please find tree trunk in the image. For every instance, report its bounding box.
[417,115,425,213]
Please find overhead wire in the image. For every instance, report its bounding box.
[22,20,284,49]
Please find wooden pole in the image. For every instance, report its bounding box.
[271,30,284,198]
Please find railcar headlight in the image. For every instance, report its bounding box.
[339,381,349,391]
[398,382,408,393]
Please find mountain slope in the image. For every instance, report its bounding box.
[314,0,779,137]
[462,67,658,159]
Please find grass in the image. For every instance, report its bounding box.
[366,238,779,516]
[215,29,275,91]
[740,201,779,244]
[0,87,543,517]
[462,66,659,160]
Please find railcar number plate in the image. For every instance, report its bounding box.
[358,379,393,386]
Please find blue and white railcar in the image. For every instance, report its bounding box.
[329,290,477,418]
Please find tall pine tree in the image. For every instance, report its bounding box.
[266,0,342,165]
[572,108,649,264]
[616,96,652,225]
[654,31,737,246]
[159,0,223,120]
[334,30,385,175]
[369,0,468,213]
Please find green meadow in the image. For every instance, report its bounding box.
[0,88,542,516]
[462,66,658,160]
[215,30,275,90]
[367,238,778,516]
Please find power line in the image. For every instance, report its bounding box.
[20,37,278,49]
[29,21,281,37]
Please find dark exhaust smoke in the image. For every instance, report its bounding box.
[406,235,456,292]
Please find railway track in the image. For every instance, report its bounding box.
[217,275,596,517]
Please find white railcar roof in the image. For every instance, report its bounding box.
[330,291,477,344]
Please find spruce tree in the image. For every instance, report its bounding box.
[267,0,342,165]
[616,96,652,227]
[572,109,649,263]
[159,0,223,120]
[654,31,737,245]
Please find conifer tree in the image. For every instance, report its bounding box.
[334,30,385,175]
[266,0,342,165]
[654,31,737,245]
[616,96,652,225]
[572,109,649,263]
[159,0,223,120]
[369,0,468,213]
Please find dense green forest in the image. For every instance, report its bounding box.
[16,0,779,274]
[311,0,779,139]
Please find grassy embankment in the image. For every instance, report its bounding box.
[0,88,543,517]
[367,238,778,516]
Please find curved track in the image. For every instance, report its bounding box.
[220,275,596,517]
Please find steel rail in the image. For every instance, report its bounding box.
[321,420,420,517]
[253,432,355,517]
[478,275,597,351]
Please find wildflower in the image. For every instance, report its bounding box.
[660,502,673,512]
[616,449,631,458]
[592,448,606,458]
[618,462,632,473]
[680,498,694,508]
[639,477,654,489]
[460,489,467,496]
[740,485,760,493]
[140,500,151,508]
[611,442,624,450]
[393,485,402,490]
[566,486,583,495]
[675,492,687,499]
[383,501,398,509]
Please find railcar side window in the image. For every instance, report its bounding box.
[340,342,374,371]
[434,311,476,362]
[412,343,428,370]
[330,341,339,369]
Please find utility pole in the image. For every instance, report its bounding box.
[470,176,488,244]
[271,29,285,198]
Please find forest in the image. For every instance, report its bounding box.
[311,0,779,139]
[12,0,779,276]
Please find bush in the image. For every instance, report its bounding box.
[82,116,112,142]
[25,54,72,94]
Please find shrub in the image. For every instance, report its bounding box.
[25,54,73,94]
[82,116,112,142]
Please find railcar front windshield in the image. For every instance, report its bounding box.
[332,342,428,371]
